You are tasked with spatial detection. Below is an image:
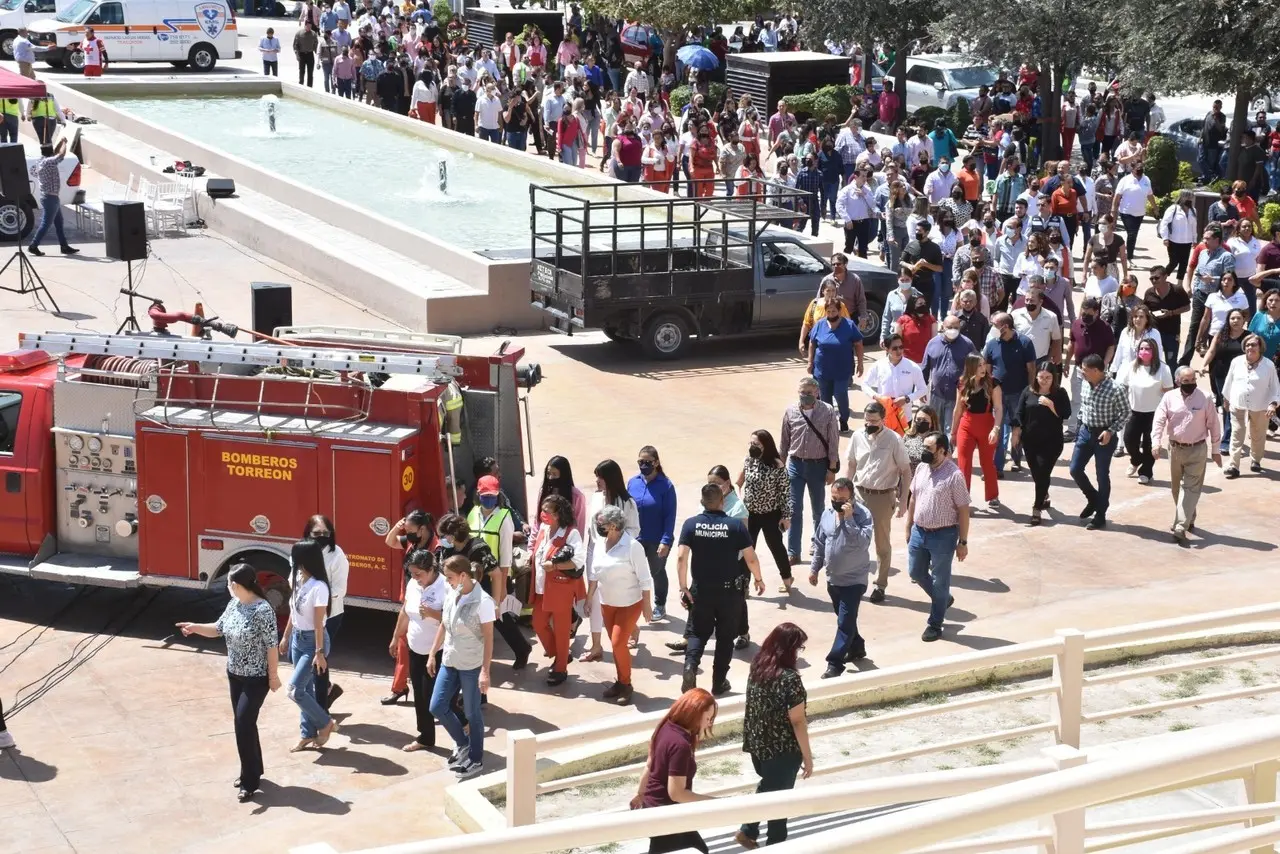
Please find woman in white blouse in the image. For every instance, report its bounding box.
[390,549,449,752]
[579,459,640,663]
[531,494,586,686]
[589,504,653,704]
[277,539,337,752]
[1115,338,1174,484]
[1196,271,1250,352]
[305,514,348,712]
[1111,303,1163,375]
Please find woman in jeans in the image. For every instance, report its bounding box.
[579,459,640,663]
[176,564,280,802]
[390,548,448,752]
[631,688,719,854]
[628,445,677,620]
[1116,338,1175,484]
[278,540,337,752]
[734,622,813,849]
[589,504,653,705]
[306,514,347,712]
[1011,366,1072,525]
[737,429,793,592]
[428,554,494,780]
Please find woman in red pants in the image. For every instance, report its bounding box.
[952,353,1004,510]
[531,494,586,686]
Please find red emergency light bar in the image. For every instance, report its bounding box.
[0,349,54,373]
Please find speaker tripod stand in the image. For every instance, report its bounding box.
[0,242,61,314]
[115,261,156,334]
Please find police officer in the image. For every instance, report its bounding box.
[677,483,764,696]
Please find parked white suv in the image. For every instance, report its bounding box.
[0,138,85,242]
[903,54,1000,114]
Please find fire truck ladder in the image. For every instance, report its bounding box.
[20,332,462,435]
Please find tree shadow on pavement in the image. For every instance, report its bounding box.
[249,780,353,816]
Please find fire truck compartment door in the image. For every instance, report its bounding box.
[137,429,193,579]
[332,446,398,601]
[0,390,32,553]
[204,438,318,540]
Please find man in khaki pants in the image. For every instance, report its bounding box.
[1152,366,1222,542]
[845,400,912,603]
[12,28,35,79]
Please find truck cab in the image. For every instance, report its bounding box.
[0,0,64,58]
[529,182,896,359]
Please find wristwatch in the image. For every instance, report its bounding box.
[957,539,968,546]
[828,465,839,474]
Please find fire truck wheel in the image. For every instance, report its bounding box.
[228,551,292,634]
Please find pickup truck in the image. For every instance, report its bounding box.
[529,183,898,359]
[0,137,85,243]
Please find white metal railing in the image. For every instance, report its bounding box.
[291,602,1280,854]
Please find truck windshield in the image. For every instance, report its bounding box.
[56,0,95,22]
[946,65,999,90]
[0,0,23,11]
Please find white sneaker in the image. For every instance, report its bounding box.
[454,757,484,779]
[1126,465,1138,477]
[0,731,15,750]
[1138,475,1151,485]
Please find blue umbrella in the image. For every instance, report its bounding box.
[677,44,719,71]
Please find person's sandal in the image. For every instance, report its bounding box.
[289,738,317,752]
[316,719,339,747]
[402,742,431,752]
[578,648,603,663]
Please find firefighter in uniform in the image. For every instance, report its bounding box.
[0,99,19,144]
[29,95,60,146]
[451,481,532,670]
[676,483,764,697]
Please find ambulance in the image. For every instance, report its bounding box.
[27,0,241,72]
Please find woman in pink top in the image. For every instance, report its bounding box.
[555,36,578,79]
[526,33,546,70]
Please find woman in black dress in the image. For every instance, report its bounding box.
[1010,366,1073,525]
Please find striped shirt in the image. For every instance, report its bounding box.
[779,401,840,468]
[910,459,969,529]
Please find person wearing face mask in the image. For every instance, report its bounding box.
[1007,283,1062,365]
[983,312,1037,474]
[628,445,678,620]
[1010,366,1073,524]
[780,376,841,563]
[1110,162,1153,265]
[1064,296,1116,441]
[305,514,348,712]
[176,564,281,803]
[467,474,534,669]
[948,288,988,352]
[390,549,448,752]
[1070,353,1131,530]
[530,495,586,686]
[808,297,864,432]
[901,220,944,314]
[580,459,640,663]
[1152,366,1223,541]
[894,293,936,366]
[1221,334,1280,478]
[808,477,873,676]
[1115,339,1175,484]
[1158,189,1198,284]
[951,233,991,293]
[881,275,922,347]
[383,508,436,704]
[707,465,755,649]
[904,432,970,643]
[587,504,652,704]
[923,157,957,206]
[844,401,911,605]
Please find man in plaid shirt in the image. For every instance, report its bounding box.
[794,153,824,237]
[1069,352,1130,530]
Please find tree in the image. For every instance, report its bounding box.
[931,0,1112,162]
[581,0,758,70]
[794,0,945,124]
[1106,0,1280,181]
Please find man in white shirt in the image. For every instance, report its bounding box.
[905,124,933,171]
[457,55,478,88]
[923,158,958,205]
[623,60,649,97]
[861,340,928,413]
[475,84,503,143]
[476,48,499,82]
[836,170,878,258]
[1083,258,1119,300]
[1111,164,1153,266]
[1006,286,1062,363]
[1229,219,1262,295]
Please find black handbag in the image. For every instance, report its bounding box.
[549,544,584,579]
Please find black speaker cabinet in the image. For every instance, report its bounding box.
[251,282,292,336]
[0,145,30,202]
[103,200,147,262]
[206,177,236,198]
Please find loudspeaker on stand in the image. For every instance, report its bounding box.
[103,200,147,262]
[250,282,292,337]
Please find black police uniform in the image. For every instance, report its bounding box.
[679,509,751,686]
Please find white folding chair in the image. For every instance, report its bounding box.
[142,179,185,236]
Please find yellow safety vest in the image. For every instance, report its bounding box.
[466,505,510,564]
[0,99,19,116]
[31,97,54,118]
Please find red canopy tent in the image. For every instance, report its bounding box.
[0,68,45,99]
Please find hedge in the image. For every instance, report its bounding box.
[1145,135,1178,197]
[782,84,855,124]
[670,83,728,115]
[1262,202,1280,239]
[908,106,947,129]
[432,0,451,24]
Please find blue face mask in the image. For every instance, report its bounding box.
[478,494,500,510]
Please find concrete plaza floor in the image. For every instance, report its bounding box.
[0,153,1277,854]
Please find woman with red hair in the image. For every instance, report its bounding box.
[631,688,719,853]
[734,622,813,848]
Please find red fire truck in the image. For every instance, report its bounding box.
[0,326,540,618]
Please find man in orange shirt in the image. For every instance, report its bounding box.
[1051,179,1080,246]
[956,154,982,205]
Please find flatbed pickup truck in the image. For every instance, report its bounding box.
[528,182,897,359]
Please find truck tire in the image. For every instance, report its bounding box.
[861,296,884,344]
[170,60,189,68]
[45,58,63,69]
[188,43,217,71]
[0,196,34,243]
[0,31,17,61]
[602,326,623,342]
[66,48,84,72]
[641,312,691,360]
[226,550,292,633]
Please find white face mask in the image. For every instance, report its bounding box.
[943,328,961,341]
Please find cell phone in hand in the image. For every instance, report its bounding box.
[680,590,694,609]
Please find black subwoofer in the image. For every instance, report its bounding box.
[103,200,147,262]
[250,282,292,336]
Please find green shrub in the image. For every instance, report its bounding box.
[669,82,728,116]
[783,84,855,124]
[1175,161,1196,190]
[1261,202,1280,239]
[513,23,545,48]
[1145,135,1178,196]
[432,0,452,24]
[908,106,947,129]
[947,96,972,134]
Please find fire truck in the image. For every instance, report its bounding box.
[0,325,540,618]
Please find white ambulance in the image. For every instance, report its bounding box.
[0,0,74,59]
[28,0,242,72]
